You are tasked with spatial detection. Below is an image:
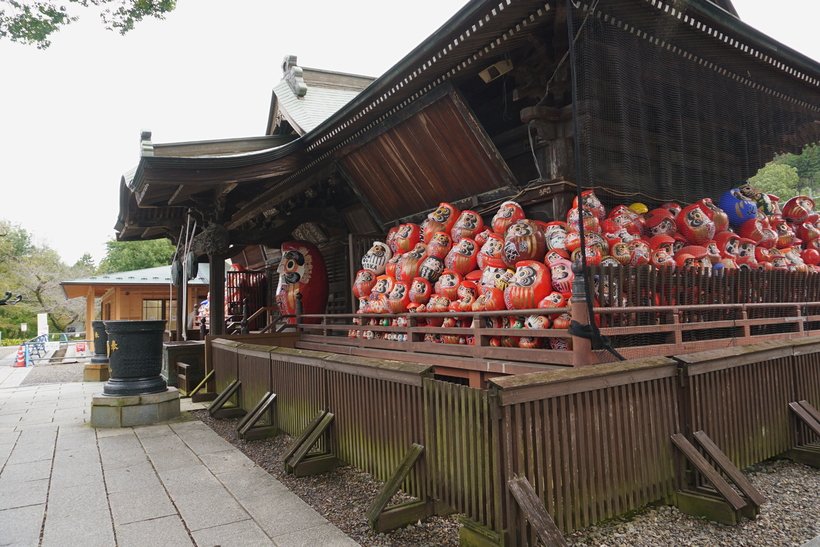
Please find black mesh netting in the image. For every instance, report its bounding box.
[572,0,820,205]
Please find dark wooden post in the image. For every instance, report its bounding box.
[240,298,249,335]
[175,277,185,341]
[209,256,226,335]
[570,266,595,366]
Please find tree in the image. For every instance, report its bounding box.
[0,0,176,49]
[748,162,800,201]
[0,220,93,335]
[73,253,95,270]
[97,238,175,274]
[774,144,820,197]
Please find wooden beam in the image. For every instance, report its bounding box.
[367,443,425,529]
[693,431,766,507]
[670,433,747,511]
[507,475,567,547]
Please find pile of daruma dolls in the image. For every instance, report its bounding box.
[350,185,819,348]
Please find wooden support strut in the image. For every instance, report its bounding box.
[366,443,436,533]
[207,379,246,419]
[671,432,765,524]
[787,400,820,468]
[189,369,216,402]
[283,410,337,477]
[507,475,568,547]
[237,392,278,441]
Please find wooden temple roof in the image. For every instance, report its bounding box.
[115,0,820,250]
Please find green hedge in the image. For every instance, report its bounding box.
[1,339,25,347]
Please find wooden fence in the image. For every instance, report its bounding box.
[208,335,820,545]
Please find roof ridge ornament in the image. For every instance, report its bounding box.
[140,130,154,157]
[282,54,308,98]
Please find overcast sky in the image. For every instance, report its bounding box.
[1,0,818,266]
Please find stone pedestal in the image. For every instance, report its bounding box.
[90,388,181,428]
[85,320,111,382]
[83,364,110,382]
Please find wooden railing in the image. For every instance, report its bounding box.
[295,300,820,371]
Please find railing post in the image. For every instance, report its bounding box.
[570,266,595,366]
[795,304,804,335]
[240,298,249,335]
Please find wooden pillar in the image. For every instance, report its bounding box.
[175,277,185,341]
[209,256,226,335]
[86,287,95,351]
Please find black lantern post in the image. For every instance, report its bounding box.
[103,320,167,396]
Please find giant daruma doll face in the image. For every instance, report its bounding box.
[275,241,328,322]
[504,261,552,310]
[434,270,462,301]
[409,277,432,304]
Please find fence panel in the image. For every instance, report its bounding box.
[326,356,429,499]
[236,344,272,411]
[211,339,241,394]
[679,344,796,469]
[268,349,328,438]
[490,358,680,543]
[424,378,502,533]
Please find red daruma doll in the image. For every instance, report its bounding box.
[352,269,377,299]
[444,238,479,276]
[409,277,433,305]
[422,203,460,243]
[502,220,547,267]
[491,201,526,235]
[394,223,421,254]
[451,210,485,242]
[387,281,411,314]
[275,241,328,324]
[434,269,462,301]
[504,261,552,310]
[477,233,504,270]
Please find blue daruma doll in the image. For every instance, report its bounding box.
[718,188,758,229]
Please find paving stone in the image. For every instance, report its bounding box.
[0,478,49,510]
[116,515,194,547]
[216,466,289,503]
[46,482,108,519]
[98,433,150,469]
[198,448,258,475]
[104,461,163,494]
[0,503,45,547]
[145,447,200,473]
[52,408,87,424]
[0,412,23,425]
[240,491,328,538]
[0,458,52,483]
[134,424,174,438]
[108,488,176,525]
[271,522,360,547]
[191,518,273,547]
[159,463,221,496]
[172,487,251,532]
[175,431,235,455]
[41,513,115,547]
[95,426,133,438]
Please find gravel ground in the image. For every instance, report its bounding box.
[193,410,461,547]
[567,458,820,547]
[20,361,84,385]
[195,411,819,547]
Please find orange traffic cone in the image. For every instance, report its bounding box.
[14,345,26,367]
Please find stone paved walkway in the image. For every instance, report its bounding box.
[0,372,358,547]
